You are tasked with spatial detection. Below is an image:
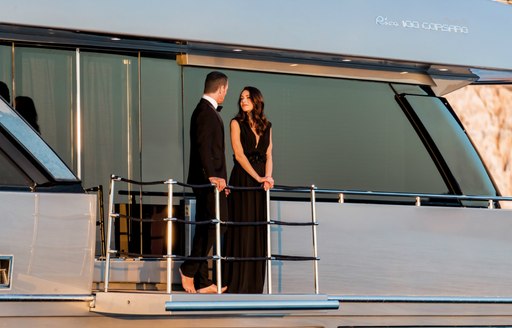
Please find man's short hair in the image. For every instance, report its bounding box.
[204,71,228,94]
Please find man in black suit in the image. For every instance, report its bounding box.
[180,71,229,293]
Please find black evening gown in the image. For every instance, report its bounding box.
[224,118,272,293]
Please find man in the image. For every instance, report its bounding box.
[180,71,229,294]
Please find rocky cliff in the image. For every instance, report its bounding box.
[446,85,512,202]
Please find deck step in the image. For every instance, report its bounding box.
[165,293,339,312]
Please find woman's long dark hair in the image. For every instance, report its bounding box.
[15,96,40,133]
[234,86,269,136]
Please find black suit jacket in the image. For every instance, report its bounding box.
[187,98,227,185]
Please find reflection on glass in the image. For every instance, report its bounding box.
[183,68,448,194]
[0,99,77,181]
[0,45,11,105]
[406,95,496,196]
[0,148,30,186]
[14,47,76,170]
[80,52,139,191]
[140,57,183,182]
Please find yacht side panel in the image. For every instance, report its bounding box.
[0,192,96,295]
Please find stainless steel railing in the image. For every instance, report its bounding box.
[319,188,512,208]
[103,175,320,295]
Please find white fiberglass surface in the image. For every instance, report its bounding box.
[0,192,96,294]
[270,200,512,297]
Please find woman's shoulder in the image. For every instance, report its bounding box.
[231,117,242,125]
[230,118,244,131]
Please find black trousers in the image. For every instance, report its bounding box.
[180,187,227,289]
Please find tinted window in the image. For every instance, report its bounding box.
[183,68,449,194]
[0,149,30,186]
[0,99,77,181]
[405,95,496,196]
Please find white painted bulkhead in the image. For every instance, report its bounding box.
[0,192,96,295]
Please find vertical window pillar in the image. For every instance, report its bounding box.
[76,48,82,179]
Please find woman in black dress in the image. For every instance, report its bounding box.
[224,86,274,293]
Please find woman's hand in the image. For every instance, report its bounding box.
[261,176,274,191]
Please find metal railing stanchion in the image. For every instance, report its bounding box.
[100,177,328,296]
[165,179,174,294]
[214,187,222,294]
[310,185,319,294]
[266,188,273,294]
[98,185,106,258]
[104,176,118,292]
[85,185,106,257]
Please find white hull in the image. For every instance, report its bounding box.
[3,295,512,327]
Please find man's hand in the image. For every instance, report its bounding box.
[209,177,226,191]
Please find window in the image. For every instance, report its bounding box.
[183,68,449,195]
[80,52,139,189]
[0,100,77,181]
[14,47,76,170]
[0,256,13,289]
[404,95,496,196]
[0,148,31,186]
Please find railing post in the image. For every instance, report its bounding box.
[104,175,117,292]
[310,185,319,294]
[266,188,272,294]
[214,187,222,294]
[165,179,174,294]
[98,185,106,258]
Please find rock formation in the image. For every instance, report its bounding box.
[446,85,512,205]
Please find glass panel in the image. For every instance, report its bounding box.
[183,67,448,194]
[14,47,76,170]
[140,57,183,182]
[0,148,31,186]
[405,95,496,196]
[392,83,429,96]
[0,99,77,180]
[0,256,13,288]
[80,52,139,191]
[0,44,11,105]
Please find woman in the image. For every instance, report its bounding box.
[224,86,274,293]
[15,96,40,133]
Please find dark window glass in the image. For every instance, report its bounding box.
[0,100,77,181]
[0,149,30,186]
[405,95,496,196]
[183,68,449,195]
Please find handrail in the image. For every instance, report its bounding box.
[316,188,512,203]
[103,175,320,295]
[109,176,512,202]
